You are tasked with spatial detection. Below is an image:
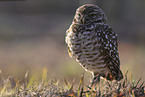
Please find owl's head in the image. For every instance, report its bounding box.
[73,4,107,24]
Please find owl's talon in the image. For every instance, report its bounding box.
[91,74,100,87]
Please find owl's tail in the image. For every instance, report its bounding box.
[93,70,123,81]
[105,69,123,81]
[105,53,124,81]
[114,69,123,81]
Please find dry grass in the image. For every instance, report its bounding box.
[0,69,144,97]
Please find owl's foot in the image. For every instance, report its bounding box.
[91,74,100,87]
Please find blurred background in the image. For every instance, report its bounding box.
[0,0,144,84]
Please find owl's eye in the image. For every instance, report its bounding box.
[89,14,96,17]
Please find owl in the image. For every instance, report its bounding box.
[65,4,123,81]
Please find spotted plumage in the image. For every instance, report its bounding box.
[65,4,123,81]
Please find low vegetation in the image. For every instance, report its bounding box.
[0,69,144,97]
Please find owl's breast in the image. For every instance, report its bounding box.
[66,23,110,74]
[74,25,109,74]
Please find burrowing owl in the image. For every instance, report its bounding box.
[65,4,123,81]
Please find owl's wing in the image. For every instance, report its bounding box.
[95,24,123,80]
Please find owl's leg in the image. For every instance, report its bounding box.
[91,73,100,86]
